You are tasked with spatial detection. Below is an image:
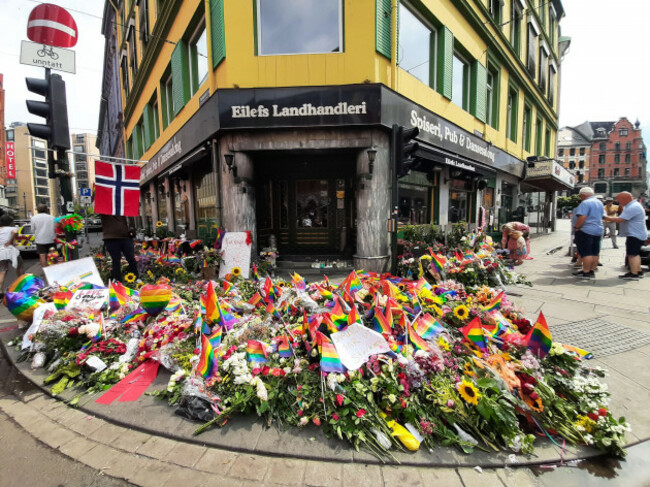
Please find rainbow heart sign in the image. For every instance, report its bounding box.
[139,284,172,316]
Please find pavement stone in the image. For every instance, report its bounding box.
[136,435,180,459]
[418,468,464,485]
[380,465,425,486]
[59,434,100,458]
[263,457,307,486]
[193,447,239,474]
[341,463,383,487]
[110,427,153,453]
[457,467,506,486]
[162,441,209,468]
[302,460,343,487]
[227,453,271,482]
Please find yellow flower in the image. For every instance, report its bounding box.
[438,336,450,351]
[232,266,242,277]
[124,273,136,283]
[453,305,469,321]
[156,221,163,227]
[431,305,443,316]
[458,379,481,405]
[147,270,154,279]
[175,267,186,275]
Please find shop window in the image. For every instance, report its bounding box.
[194,169,219,241]
[398,178,431,224]
[256,0,342,55]
[599,154,605,164]
[143,192,153,234]
[451,52,470,111]
[189,22,209,92]
[160,71,173,129]
[506,86,518,142]
[625,168,630,176]
[449,180,472,223]
[398,4,436,88]
[173,185,188,234]
[157,187,168,226]
[625,153,631,163]
[510,2,522,57]
[580,147,585,156]
[486,64,499,128]
[522,104,532,152]
[558,148,564,157]
[297,180,329,228]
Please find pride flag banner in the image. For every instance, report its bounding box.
[459,317,487,352]
[246,340,268,364]
[317,332,346,374]
[481,291,504,313]
[197,333,218,379]
[525,312,552,359]
[414,313,444,339]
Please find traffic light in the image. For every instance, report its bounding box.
[393,125,420,178]
[25,72,70,150]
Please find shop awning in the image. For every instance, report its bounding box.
[414,144,496,177]
[522,160,575,192]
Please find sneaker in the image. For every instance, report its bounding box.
[576,271,595,280]
[597,263,603,266]
[572,269,585,275]
[618,272,640,280]
[613,245,619,249]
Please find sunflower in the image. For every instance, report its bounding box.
[463,362,476,377]
[232,266,242,277]
[156,221,163,227]
[458,379,481,405]
[124,273,136,283]
[453,305,469,321]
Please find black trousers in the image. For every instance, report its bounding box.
[104,238,138,282]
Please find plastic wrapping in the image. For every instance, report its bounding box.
[31,351,46,369]
[118,337,140,364]
[174,396,217,423]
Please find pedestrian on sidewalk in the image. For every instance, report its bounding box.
[30,204,56,268]
[603,197,619,249]
[573,187,603,280]
[0,214,24,297]
[101,215,139,282]
[604,192,648,280]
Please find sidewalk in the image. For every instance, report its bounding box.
[0,220,648,486]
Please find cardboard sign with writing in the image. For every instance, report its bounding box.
[330,323,391,370]
[219,232,251,279]
[67,289,109,313]
[43,257,105,288]
[21,302,57,350]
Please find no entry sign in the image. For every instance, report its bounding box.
[27,3,78,48]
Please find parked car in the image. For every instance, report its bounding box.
[15,224,37,255]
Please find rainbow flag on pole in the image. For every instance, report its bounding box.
[122,309,148,324]
[459,317,487,352]
[208,326,223,349]
[429,251,447,273]
[197,333,218,379]
[525,312,552,358]
[246,340,268,364]
[408,319,431,352]
[317,332,346,374]
[371,304,393,334]
[414,313,444,339]
[274,335,293,358]
[481,291,504,313]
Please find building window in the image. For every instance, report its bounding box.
[548,10,556,46]
[599,154,605,164]
[558,148,564,157]
[625,153,631,163]
[569,161,575,169]
[489,0,501,24]
[538,45,548,93]
[486,64,499,128]
[548,64,556,104]
[614,154,620,164]
[526,22,537,77]
[569,148,575,156]
[619,127,628,136]
[578,173,584,183]
[615,141,620,151]
[451,52,470,111]
[510,2,522,57]
[535,117,542,154]
[256,0,342,55]
[522,104,532,151]
[544,127,551,157]
[128,25,138,80]
[579,160,585,169]
[398,4,435,88]
[138,0,150,47]
[598,168,604,178]
[626,142,631,150]
[506,86,518,142]
[625,168,630,176]
[189,21,209,93]
[161,71,173,129]
[152,100,160,140]
[613,168,619,177]
[580,147,585,156]
[121,56,130,98]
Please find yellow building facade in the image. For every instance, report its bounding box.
[107,0,568,270]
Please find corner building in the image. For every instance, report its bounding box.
[106,0,567,272]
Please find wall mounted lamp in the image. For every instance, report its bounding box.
[224,152,236,177]
[358,147,378,189]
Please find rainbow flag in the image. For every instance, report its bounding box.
[561,343,593,360]
[414,313,444,339]
[414,277,431,292]
[291,272,307,293]
[165,295,183,315]
[459,317,487,352]
[328,297,350,329]
[216,298,238,329]
[122,309,148,324]
[429,252,447,273]
[203,258,209,268]
[317,332,346,374]
[109,281,134,311]
[486,311,512,336]
[93,314,104,342]
[265,301,282,320]
[222,280,232,293]
[371,304,393,334]
[208,326,223,349]
[197,333,218,379]
[315,284,334,301]
[481,291,504,313]
[166,254,181,264]
[347,305,362,326]
[525,312,552,359]
[53,290,73,310]
[274,335,293,358]
[263,276,279,303]
[246,340,268,363]
[248,292,263,307]
[343,271,364,295]
[409,320,430,351]
[252,264,260,283]
[204,281,219,323]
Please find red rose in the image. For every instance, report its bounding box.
[68,328,79,336]
[193,348,200,355]
[297,385,303,391]
[336,394,345,407]
[332,413,339,421]
[271,368,282,377]
[308,363,320,371]
[297,409,303,417]
[529,392,539,401]
[313,417,321,426]
[356,409,366,418]
[598,408,607,417]
[587,412,599,421]
[251,368,261,376]
[262,366,270,376]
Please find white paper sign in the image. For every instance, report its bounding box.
[21,302,58,350]
[43,257,105,288]
[330,323,391,371]
[219,232,252,279]
[67,289,109,313]
[85,355,107,372]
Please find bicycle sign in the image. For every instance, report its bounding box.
[20,40,76,74]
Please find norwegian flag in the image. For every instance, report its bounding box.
[94,161,141,217]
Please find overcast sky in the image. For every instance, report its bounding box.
[1,0,648,144]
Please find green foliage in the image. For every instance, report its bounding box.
[557,195,580,211]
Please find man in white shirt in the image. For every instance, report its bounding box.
[31,204,56,267]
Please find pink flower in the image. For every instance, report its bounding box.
[447,399,455,408]
[336,394,345,407]
[297,385,303,391]
[313,417,321,426]
[332,413,339,421]
[356,409,366,418]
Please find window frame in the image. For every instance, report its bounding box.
[451,50,470,111]
[625,153,631,163]
[486,62,500,129]
[619,128,628,136]
[510,2,522,57]
[506,86,519,142]
[188,19,209,94]
[535,117,543,154]
[161,70,174,129]
[614,154,620,164]
[598,154,606,164]
[398,3,437,90]
[255,0,344,56]
[522,103,532,152]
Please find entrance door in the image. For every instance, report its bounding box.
[256,155,355,256]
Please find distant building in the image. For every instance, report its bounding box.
[71,133,99,196]
[556,125,591,188]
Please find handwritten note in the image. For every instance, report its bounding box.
[67,289,109,313]
[43,257,104,288]
[330,323,391,370]
[219,232,251,279]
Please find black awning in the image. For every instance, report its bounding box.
[413,144,496,177]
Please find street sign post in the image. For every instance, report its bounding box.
[27,3,78,48]
[79,187,91,197]
[20,40,76,74]
[81,196,91,205]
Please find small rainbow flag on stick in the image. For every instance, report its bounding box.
[246,340,268,364]
[197,333,218,379]
[459,317,487,352]
[122,309,148,324]
[248,292,263,307]
[317,332,346,374]
[274,335,293,358]
[408,319,430,352]
[371,304,393,334]
[414,313,444,339]
[208,326,223,349]
[525,312,552,359]
[429,251,447,273]
[481,291,504,313]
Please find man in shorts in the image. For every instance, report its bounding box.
[31,204,56,268]
[573,187,604,280]
[604,192,649,280]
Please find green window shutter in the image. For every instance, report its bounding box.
[471,61,487,123]
[210,0,226,68]
[375,0,392,59]
[437,27,453,100]
[171,42,190,116]
[142,105,152,150]
[126,137,133,161]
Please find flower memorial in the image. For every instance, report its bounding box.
[8,247,630,461]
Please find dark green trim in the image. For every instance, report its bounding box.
[437,26,453,100]
[142,103,152,149]
[470,60,487,123]
[522,100,532,152]
[171,41,190,115]
[376,0,392,59]
[433,173,440,225]
[252,0,258,56]
[123,0,183,127]
[210,0,226,68]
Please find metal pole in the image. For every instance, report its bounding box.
[23,192,27,219]
[390,125,398,275]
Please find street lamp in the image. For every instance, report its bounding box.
[23,192,27,219]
